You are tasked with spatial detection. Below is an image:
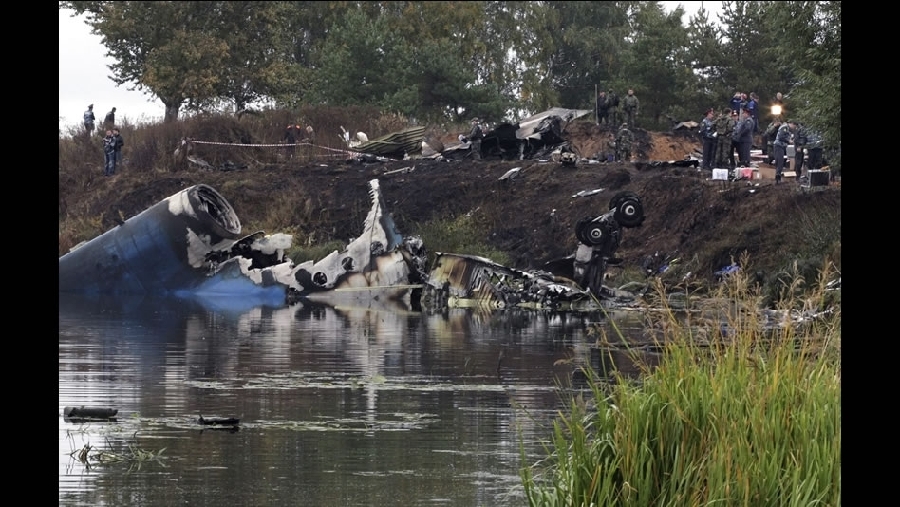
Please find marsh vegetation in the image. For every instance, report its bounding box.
[520,267,841,506]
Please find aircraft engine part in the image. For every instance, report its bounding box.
[59,185,243,294]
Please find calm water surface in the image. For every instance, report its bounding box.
[59,294,651,506]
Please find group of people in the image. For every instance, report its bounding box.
[605,123,634,162]
[699,106,756,170]
[729,91,762,133]
[596,88,640,128]
[83,104,118,134]
[283,123,315,143]
[84,104,124,176]
[763,118,825,183]
[697,90,826,183]
[282,123,316,159]
[103,127,124,176]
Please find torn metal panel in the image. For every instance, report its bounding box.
[515,107,592,140]
[349,126,426,159]
[286,180,428,300]
[672,120,700,131]
[498,167,523,180]
[420,137,444,158]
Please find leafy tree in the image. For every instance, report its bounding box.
[141,29,228,118]
[717,1,785,103]
[205,1,297,115]
[663,6,733,122]
[618,2,693,128]
[515,1,632,113]
[62,2,231,122]
[386,37,511,122]
[684,6,727,99]
[62,1,296,121]
[770,1,841,152]
[273,2,354,108]
[377,1,513,121]
[306,7,400,107]
[477,2,530,117]
[304,2,512,123]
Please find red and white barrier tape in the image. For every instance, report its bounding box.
[190,139,359,157]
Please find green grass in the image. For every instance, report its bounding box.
[521,266,841,507]
[415,213,512,268]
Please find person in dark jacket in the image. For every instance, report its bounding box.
[83,104,96,136]
[466,118,484,160]
[729,92,743,114]
[102,129,116,176]
[607,89,620,125]
[111,127,124,173]
[731,108,754,166]
[773,120,797,184]
[596,91,610,126]
[700,108,717,170]
[793,123,809,178]
[283,124,297,159]
[763,119,783,165]
[806,129,825,170]
[104,107,117,130]
[747,93,760,132]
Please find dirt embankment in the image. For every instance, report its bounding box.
[60,122,841,295]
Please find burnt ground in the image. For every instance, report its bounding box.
[60,121,841,297]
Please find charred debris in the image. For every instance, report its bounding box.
[58,178,645,313]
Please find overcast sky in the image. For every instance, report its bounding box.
[58,2,723,131]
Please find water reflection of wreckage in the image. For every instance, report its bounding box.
[58,179,644,312]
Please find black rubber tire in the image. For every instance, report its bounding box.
[574,216,593,245]
[609,191,640,211]
[575,216,607,246]
[583,223,606,246]
[614,196,644,228]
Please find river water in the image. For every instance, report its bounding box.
[59,294,653,506]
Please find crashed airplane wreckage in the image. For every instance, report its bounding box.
[343,108,592,162]
[442,107,593,161]
[58,181,644,311]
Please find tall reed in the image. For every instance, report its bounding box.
[521,265,841,506]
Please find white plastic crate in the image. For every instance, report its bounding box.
[712,168,729,180]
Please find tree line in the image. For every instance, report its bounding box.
[61,1,840,150]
